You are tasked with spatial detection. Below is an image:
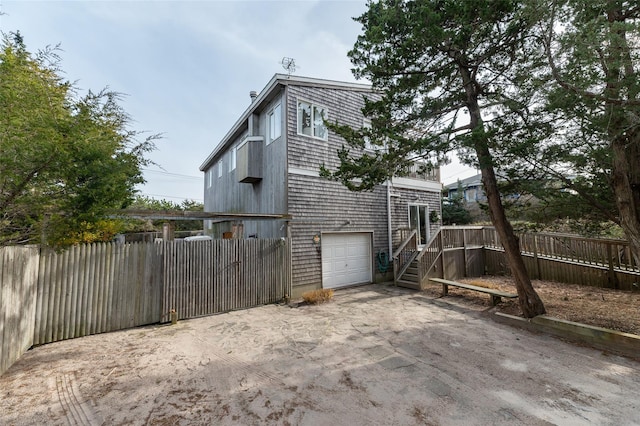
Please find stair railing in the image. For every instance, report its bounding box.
[415,228,444,288]
[392,229,418,284]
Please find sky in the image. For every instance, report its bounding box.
[1,0,476,203]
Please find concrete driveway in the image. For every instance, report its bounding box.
[1,284,639,425]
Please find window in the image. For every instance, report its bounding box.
[408,204,430,246]
[217,160,223,178]
[229,146,236,172]
[267,103,281,145]
[206,169,213,188]
[297,100,327,140]
[362,118,374,151]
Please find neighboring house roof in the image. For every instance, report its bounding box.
[444,174,482,191]
[199,74,373,172]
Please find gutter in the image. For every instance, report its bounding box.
[387,180,393,259]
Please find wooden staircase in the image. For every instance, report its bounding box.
[396,259,420,289]
[393,229,444,290]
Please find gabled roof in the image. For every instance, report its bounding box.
[444,173,482,191]
[199,74,373,171]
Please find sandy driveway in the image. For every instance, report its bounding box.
[1,284,639,425]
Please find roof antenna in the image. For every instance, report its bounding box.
[280,57,297,77]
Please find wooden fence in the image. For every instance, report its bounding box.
[34,242,164,345]
[0,246,39,377]
[443,226,640,290]
[163,239,291,321]
[1,238,291,376]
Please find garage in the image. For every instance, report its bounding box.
[321,232,372,289]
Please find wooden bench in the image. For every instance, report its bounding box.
[429,278,518,306]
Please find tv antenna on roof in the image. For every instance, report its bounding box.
[280,57,297,77]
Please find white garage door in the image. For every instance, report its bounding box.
[322,233,372,289]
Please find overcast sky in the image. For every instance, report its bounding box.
[2,0,475,203]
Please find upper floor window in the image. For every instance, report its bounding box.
[362,118,374,151]
[217,160,223,178]
[207,169,213,188]
[267,103,281,145]
[229,146,237,172]
[297,100,328,140]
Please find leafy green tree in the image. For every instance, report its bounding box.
[124,196,204,232]
[538,0,640,262]
[323,0,546,316]
[0,33,157,246]
[491,0,640,264]
[442,184,473,226]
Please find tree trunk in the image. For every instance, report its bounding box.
[477,148,546,317]
[459,63,546,318]
[605,5,640,269]
[609,131,640,267]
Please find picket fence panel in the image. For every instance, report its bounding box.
[0,246,39,376]
[162,239,291,321]
[0,238,292,376]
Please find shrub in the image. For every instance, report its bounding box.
[302,289,334,304]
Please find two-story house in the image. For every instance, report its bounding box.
[200,74,442,298]
[444,174,485,203]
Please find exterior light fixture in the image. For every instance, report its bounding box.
[312,234,321,253]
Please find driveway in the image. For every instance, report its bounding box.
[1,284,639,425]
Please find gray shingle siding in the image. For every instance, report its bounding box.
[288,174,389,292]
[287,85,374,171]
[202,76,442,297]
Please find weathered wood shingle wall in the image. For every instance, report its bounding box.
[286,84,441,295]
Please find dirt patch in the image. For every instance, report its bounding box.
[421,276,640,335]
[1,284,640,425]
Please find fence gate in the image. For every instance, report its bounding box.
[162,238,291,321]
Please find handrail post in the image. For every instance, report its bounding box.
[462,228,467,277]
[606,243,618,289]
[439,230,444,279]
[533,234,540,280]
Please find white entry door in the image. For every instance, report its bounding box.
[321,233,372,289]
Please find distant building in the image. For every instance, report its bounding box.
[444,174,484,203]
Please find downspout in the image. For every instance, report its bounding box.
[387,180,393,259]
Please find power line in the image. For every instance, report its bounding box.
[142,168,202,180]
[139,193,203,202]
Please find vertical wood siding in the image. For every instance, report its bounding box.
[162,239,291,320]
[0,246,38,376]
[33,242,163,345]
[2,239,291,376]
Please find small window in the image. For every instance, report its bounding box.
[229,146,236,172]
[362,118,374,151]
[207,169,213,188]
[267,103,282,145]
[217,160,223,178]
[297,100,328,140]
[409,204,430,246]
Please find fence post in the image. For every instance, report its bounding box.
[532,234,540,280]
[606,243,618,289]
[462,228,467,277]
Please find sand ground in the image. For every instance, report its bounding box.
[1,283,639,425]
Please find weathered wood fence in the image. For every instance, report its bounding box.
[0,246,39,377]
[441,226,640,290]
[1,239,291,376]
